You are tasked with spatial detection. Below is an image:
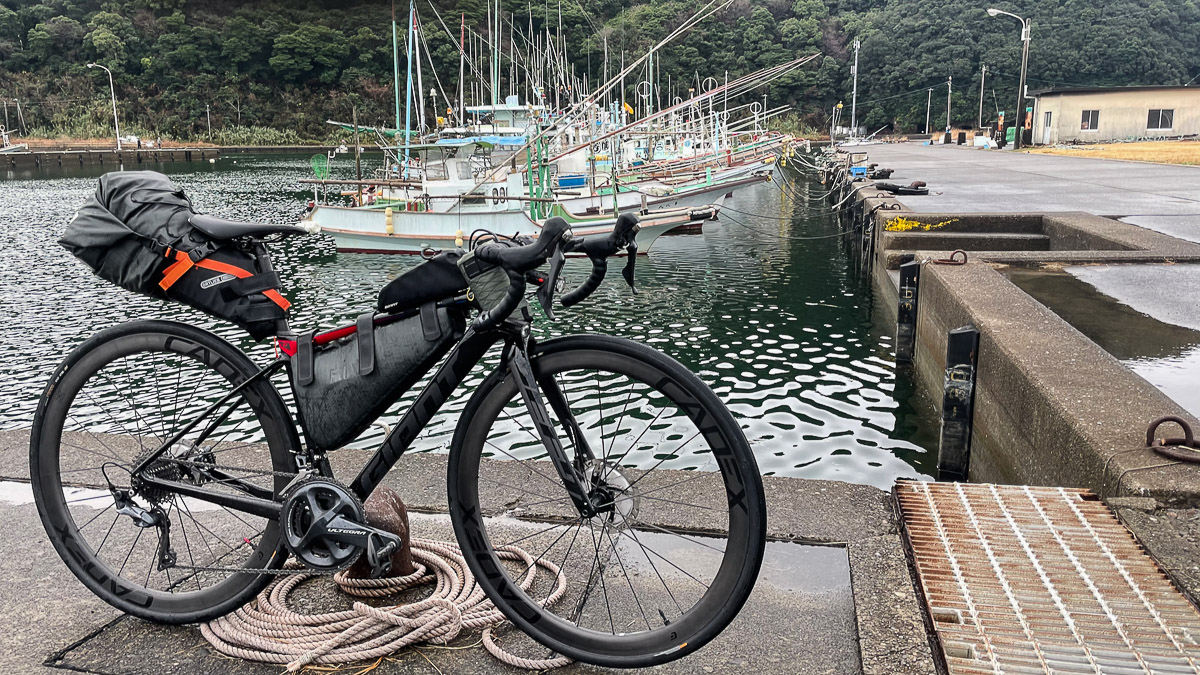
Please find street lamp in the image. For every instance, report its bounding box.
[87,63,122,150]
[986,8,1031,150]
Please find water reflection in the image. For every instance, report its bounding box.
[0,154,935,488]
[1007,267,1200,418]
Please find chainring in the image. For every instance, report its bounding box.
[280,478,365,572]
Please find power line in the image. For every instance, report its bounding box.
[856,80,949,107]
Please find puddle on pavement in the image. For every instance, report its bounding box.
[1006,267,1200,417]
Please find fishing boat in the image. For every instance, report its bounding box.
[0,127,25,153]
[314,203,722,254]
[304,0,813,254]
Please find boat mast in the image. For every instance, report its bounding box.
[508,12,514,98]
[392,0,401,133]
[403,0,415,178]
[415,8,425,138]
[458,13,464,126]
[493,0,500,108]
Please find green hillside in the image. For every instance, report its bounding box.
[1,0,1196,142]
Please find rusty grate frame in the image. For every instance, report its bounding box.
[896,480,1200,675]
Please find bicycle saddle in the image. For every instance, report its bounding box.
[189,213,309,240]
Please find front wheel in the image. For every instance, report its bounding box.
[448,335,766,667]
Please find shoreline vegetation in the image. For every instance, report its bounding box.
[8,112,826,150]
[1,1,1196,144]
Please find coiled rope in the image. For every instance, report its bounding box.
[201,538,571,672]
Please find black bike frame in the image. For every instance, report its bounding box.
[139,320,594,521]
[349,326,498,497]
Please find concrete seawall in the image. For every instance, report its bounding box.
[912,262,1198,504]
[2,147,220,168]
[821,154,1200,507]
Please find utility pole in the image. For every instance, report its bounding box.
[850,39,860,137]
[1015,19,1031,149]
[978,64,987,128]
[926,88,932,135]
[987,9,1032,150]
[206,104,211,140]
[945,75,952,136]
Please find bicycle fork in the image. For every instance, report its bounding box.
[504,339,599,519]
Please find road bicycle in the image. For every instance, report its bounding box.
[31,212,767,667]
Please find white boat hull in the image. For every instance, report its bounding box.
[557,171,766,216]
[314,206,716,255]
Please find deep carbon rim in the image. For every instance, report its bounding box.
[30,322,292,621]
[449,336,766,667]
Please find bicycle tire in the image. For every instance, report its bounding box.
[447,334,766,667]
[30,320,298,623]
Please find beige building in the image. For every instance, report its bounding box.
[1029,85,1200,145]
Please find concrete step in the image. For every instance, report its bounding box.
[884,231,1050,251]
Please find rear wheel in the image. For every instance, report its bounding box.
[448,335,766,667]
[30,320,297,623]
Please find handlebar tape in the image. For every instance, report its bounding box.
[560,256,607,307]
[472,268,527,331]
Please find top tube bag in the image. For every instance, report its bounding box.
[60,170,290,340]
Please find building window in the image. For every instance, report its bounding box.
[1147,109,1174,130]
[1080,110,1099,131]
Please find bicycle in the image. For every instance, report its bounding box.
[31,211,767,668]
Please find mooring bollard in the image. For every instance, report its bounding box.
[937,324,980,481]
[896,259,921,363]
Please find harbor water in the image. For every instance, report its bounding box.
[0,154,936,489]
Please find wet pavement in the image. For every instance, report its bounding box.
[0,433,936,674]
[1067,263,1200,332]
[861,143,1200,232]
[1007,266,1200,419]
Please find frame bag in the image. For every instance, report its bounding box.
[60,170,290,340]
[289,306,464,451]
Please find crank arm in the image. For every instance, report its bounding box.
[506,342,595,518]
[317,515,404,577]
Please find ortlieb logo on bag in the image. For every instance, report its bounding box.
[60,170,290,341]
[200,273,237,290]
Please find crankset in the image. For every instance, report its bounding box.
[280,478,403,577]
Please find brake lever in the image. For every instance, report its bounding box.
[622,242,638,294]
[537,245,566,320]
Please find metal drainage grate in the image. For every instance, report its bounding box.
[896,480,1200,675]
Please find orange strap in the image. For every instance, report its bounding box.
[159,251,291,311]
[159,249,194,291]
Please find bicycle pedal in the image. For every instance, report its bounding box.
[366,533,400,578]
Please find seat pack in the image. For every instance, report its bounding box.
[60,170,291,340]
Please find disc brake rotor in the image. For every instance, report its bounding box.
[587,461,640,528]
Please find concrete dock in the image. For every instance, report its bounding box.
[0,430,935,674]
[860,143,1200,232]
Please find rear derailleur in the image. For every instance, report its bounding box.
[112,490,177,571]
